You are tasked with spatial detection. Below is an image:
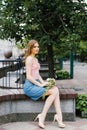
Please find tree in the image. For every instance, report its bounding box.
[0,0,87,77]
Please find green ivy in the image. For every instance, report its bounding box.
[76,94,87,114]
[55,70,70,79]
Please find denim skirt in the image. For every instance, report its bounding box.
[23,79,46,100]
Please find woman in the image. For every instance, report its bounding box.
[23,39,65,129]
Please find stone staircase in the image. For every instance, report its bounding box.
[0,87,77,124]
[40,63,49,79]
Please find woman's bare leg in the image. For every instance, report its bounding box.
[53,88,63,121]
[53,87,65,128]
[40,87,58,120]
[35,86,65,128]
[35,87,58,128]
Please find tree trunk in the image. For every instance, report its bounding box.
[47,44,54,78]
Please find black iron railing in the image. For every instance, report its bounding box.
[0,58,25,89]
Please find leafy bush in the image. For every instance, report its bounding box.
[76,94,87,114]
[55,70,70,79]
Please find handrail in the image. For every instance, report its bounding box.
[0,58,25,89]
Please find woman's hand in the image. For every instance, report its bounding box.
[40,81,48,87]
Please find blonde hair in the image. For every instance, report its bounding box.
[25,39,38,59]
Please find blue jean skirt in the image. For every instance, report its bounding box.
[23,79,46,100]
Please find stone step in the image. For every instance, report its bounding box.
[0,88,77,124]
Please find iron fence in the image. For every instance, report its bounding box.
[0,58,25,89]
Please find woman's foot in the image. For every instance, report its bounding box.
[34,114,45,129]
[53,114,65,128]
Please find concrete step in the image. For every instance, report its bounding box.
[0,88,77,124]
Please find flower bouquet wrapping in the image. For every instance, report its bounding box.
[42,78,55,100]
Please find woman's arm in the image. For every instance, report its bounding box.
[38,74,44,84]
[38,74,49,86]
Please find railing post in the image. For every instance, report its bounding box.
[70,51,74,78]
[59,57,63,70]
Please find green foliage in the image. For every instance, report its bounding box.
[0,0,87,43]
[55,70,70,79]
[76,94,87,114]
[0,0,87,76]
[16,37,28,49]
[78,41,87,61]
[80,41,87,51]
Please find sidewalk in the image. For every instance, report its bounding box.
[0,117,87,130]
[57,61,87,94]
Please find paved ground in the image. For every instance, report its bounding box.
[0,61,87,129]
[57,61,87,94]
[0,117,87,130]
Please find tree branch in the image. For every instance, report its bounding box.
[59,15,69,34]
[41,24,53,35]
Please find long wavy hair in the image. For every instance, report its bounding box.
[25,39,38,60]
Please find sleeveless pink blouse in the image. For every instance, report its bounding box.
[31,60,40,79]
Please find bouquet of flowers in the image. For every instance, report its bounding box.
[42,78,55,100]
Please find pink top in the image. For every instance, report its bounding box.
[31,60,40,79]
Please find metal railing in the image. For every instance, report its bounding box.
[0,58,25,89]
